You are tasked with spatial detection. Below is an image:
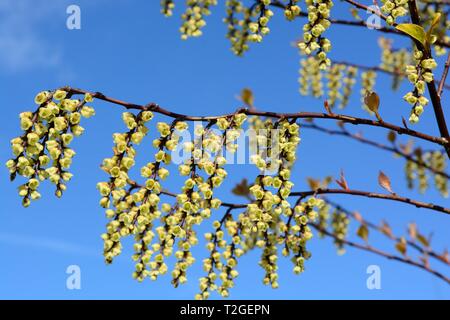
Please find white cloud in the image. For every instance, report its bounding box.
[0,0,66,72]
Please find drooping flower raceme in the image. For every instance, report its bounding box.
[6,89,95,207]
[403,50,437,124]
[297,0,333,69]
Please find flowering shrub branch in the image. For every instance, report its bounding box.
[6,1,450,299]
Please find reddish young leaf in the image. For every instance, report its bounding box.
[335,170,349,191]
[378,171,394,194]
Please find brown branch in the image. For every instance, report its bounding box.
[310,222,450,284]
[438,53,450,97]
[162,189,449,282]
[326,199,450,266]
[63,87,449,147]
[408,0,450,158]
[158,185,450,214]
[301,121,450,180]
[269,0,450,48]
[140,185,450,283]
[333,60,450,91]
[290,188,450,215]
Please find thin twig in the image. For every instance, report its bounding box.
[290,188,450,215]
[301,121,450,179]
[438,53,450,97]
[326,199,450,266]
[333,60,450,91]
[310,222,450,284]
[268,0,450,48]
[63,87,449,147]
[157,185,450,214]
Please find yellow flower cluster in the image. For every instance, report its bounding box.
[244,118,301,287]
[161,0,175,17]
[331,209,349,254]
[247,0,274,43]
[198,215,243,299]
[405,150,448,197]
[430,151,448,198]
[326,63,345,108]
[299,56,324,97]
[403,50,437,124]
[224,0,250,56]
[284,0,301,21]
[316,202,331,237]
[285,197,324,274]
[297,0,333,69]
[339,66,358,109]
[380,0,408,26]
[180,0,217,39]
[299,60,358,109]
[6,89,95,207]
[360,70,377,113]
[98,110,154,267]
[379,38,410,90]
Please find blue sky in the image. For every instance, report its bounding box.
[0,0,449,299]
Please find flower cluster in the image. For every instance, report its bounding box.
[180,0,218,39]
[378,38,410,90]
[244,118,301,287]
[405,149,448,197]
[316,201,331,237]
[331,209,349,254]
[360,70,377,113]
[403,50,437,124]
[198,213,243,299]
[299,56,324,97]
[224,0,252,56]
[161,0,175,17]
[6,89,95,207]
[167,114,246,288]
[429,151,448,197]
[284,197,324,275]
[98,110,154,266]
[284,0,301,21]
[299,60,358,109]
[339,66,358,109]
[297,0,333,69]
[380,0,408,26]
[326,63,345,108]
[247,0,274,43]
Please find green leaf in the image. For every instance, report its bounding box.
[357,224,369,242]
[395,24,427,46]
[417,233,430,247]
[364,91,380,113]
[241,88,254,108]
[395,237,407,256]
[426,13,441,46]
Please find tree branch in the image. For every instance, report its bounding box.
[438,53,450,97]
[290,188,450,215]
[310,222,450,284]
[333,60,450,91]
[407,0,450,158]
[156,185,450,214]
[63,87,449,147]
[159,187,450,283]
[326,199,450,266]
[269,0,450,48]
[301,121,450,180]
